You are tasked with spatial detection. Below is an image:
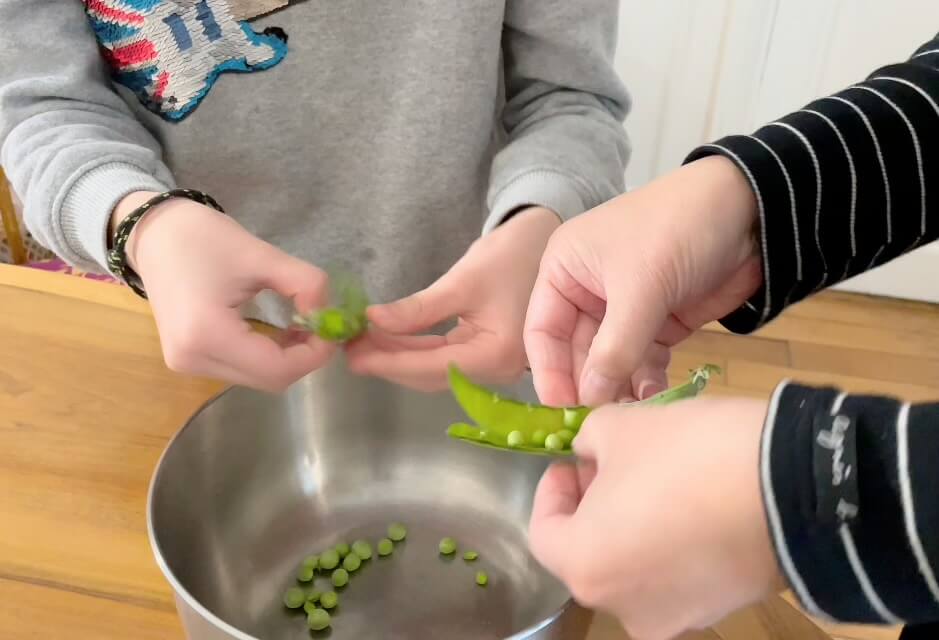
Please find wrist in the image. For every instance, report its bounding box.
[685,155,761,258]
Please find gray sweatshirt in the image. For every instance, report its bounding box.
[0,0,630,325]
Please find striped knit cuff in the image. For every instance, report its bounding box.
[59,162,171,273]
[763,382,939,625]
[684,137,805,334]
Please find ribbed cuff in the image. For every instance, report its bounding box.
[484,170,586,234]
[762,382,939,625]
[59,162,172,273]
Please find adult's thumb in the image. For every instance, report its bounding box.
[578,284,669,406]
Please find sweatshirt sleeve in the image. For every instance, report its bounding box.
[761,381,939,626]
[684,32,939,334]
[484,0,631,233]
[0,1,174,273]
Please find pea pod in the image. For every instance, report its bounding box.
[446,363,720,456]
[293,271,369,342]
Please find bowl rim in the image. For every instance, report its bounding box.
[146,383,577,640]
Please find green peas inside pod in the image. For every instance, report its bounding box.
[445,364,720,455]
[293,271,369,343]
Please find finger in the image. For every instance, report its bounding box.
[353,328,447,352]
[524,276,582,407]
[529,462,582,576]
[204,312,336,390]
[257,251,330,314]
[578,277,670,406]
[630,343,671,399]
[367,273,464,334]
[570,312,600,402]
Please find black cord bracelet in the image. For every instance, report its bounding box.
[107,188,224,298]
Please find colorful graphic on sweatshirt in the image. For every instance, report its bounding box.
[82,0,287,121]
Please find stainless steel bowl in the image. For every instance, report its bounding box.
[147,358,592,640]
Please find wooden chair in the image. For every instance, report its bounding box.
[0,167,27,265]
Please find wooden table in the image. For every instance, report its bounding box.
[0,264,843,639]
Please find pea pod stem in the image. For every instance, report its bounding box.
[446,364,720,456]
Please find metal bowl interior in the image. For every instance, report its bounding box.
[148,358,576,640]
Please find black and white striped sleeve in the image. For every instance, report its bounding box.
[683,33,939,334]
[761,382,939,626]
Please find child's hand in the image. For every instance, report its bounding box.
[118,192,336,392]
[528,397,782,640]
[525,156,763,407]
[345,207,560,392]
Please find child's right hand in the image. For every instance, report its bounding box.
[114,192,335,392]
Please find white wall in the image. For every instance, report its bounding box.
[614,0,939,302]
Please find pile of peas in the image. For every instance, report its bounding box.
[283,523,488,632]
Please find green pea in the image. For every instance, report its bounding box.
[377,538,394,556]
[284,586,306,609]
[530,430,547,447]
[352,539,372,560]
[320,591,338,609]
[303,600,319,615]
[342,552,361,572]
[331,568,349,588]
[335,542,351,558]
[544,433,564,451]
[475,571,488,586]
[387,523,407,542]
[296,565,315,583]
[562,408,578,428]
[307,608,331,631]
[439,537,457,555]
[301,554,319,570]
[463,551,479,561]
[306,588,322,603]
[556,429,575,446]
[507,430,524,447]
[319,549,340,570]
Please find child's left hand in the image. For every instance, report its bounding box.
[345,207,560,391]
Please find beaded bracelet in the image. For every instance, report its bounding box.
[107,189,224,298]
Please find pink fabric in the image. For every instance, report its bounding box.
[27,258,122,284]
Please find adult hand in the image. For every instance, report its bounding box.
[346,207,560,391]
[117,191,335,392]
[524,156,763,407]
[528,397,783,640]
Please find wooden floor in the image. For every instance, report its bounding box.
[667,291,939,640]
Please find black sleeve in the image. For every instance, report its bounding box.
[684,33,939,334]
[761,381,939,626]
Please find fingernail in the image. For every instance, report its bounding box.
[580,369,620,405]
[638,380,666,400]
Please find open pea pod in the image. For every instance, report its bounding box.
[446,363,721,456]
[292,271,370,342]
